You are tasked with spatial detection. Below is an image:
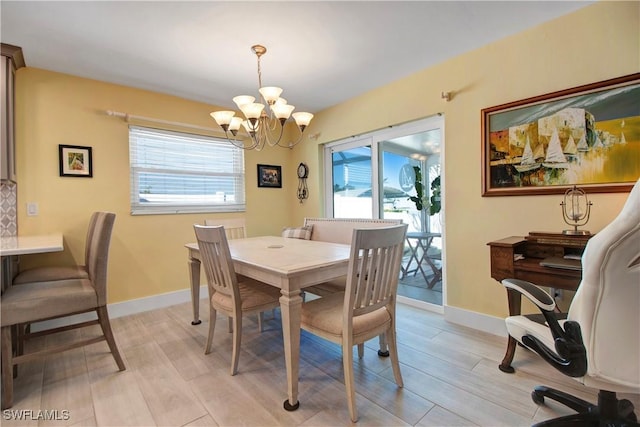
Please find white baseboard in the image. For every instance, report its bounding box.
[397,295,444,314]
[443,304,507,337]
[32,286,506,339]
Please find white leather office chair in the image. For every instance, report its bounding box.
[502,179,640,426]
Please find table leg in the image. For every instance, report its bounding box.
[279,288,303,411]
[414,237,431,283]
[402,237,421,279]
[499,288,522,373]
[424,255,442,289]
[188,256,202,325]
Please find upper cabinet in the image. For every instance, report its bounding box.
[1,44,25,183]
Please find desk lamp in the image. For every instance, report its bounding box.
[561,185,592,235]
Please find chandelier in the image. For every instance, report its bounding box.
[210,44,314,150]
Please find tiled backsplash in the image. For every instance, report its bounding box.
[1,181,17,237]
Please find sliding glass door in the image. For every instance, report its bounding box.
[327,138,375,218]
[324,116,444,309]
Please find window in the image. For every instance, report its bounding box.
[129,126,245,215]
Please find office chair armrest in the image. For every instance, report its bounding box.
[522,322,587,377]
[502,279,587,377]
[501,278,556,311]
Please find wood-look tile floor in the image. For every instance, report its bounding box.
[3,301,638,426]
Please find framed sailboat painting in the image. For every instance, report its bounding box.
[481,73,640,196]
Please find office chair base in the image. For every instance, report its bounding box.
[532,387,639,427]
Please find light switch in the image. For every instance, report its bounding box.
[27,202,39,216]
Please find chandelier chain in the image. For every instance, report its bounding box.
[256,55,263,92]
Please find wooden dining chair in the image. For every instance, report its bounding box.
[12,212,101,284]
[1,212,126,409]
[300,224,408,422]
[301,217,403,357]
[202,218,272,330]
[193,224,281,375]
[10,211,102,355]
[204,218,247,240]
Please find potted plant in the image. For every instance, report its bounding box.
[408,166,441,215]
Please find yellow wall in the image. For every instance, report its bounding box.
[15,70,293,302]
[14,1,640,316]
[290,1,640,317]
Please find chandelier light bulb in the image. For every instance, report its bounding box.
[210,110,235,129]
[233,95,255,108]
[228,117,243,135]
[292,111,314,130]
[259,86,283,105]
[239,103,264,120]
[271,103,295,120]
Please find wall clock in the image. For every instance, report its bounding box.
[297,162,309,202]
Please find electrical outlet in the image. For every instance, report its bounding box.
[27,202,39,216]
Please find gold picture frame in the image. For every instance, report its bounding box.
[481,73,640,196]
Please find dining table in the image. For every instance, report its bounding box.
[401,231,442,288]
[185,235,352,411]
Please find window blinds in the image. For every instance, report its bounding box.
[129,126,245,214]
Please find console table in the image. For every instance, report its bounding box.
[487,232,591,373]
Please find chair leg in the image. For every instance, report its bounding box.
[342,342,358,422]
[377,333,389,357]
[258,312,264,332]
[532,385,593,414]
[386,328,404,388]
[1,326,14,409]
[227,317,232,333]
[357,343,364,358]
[230,315,242,376]
[205,307,217,355]
[15,324,24,357]
[10,325,18,378]
[96,306,126,371]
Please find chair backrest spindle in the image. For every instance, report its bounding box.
[346,224,407,319]
[194,225,240,302]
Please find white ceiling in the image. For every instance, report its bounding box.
[2,1,593,114]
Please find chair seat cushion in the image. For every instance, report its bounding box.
[301,292,391,342]
[505,315,566,352]
[210,278,280,313]
[13,266,89,285]
[1,279,97,326]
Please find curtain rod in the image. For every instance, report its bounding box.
[105,110,222,134]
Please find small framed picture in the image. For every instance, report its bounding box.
[59,144,93,177]
[257,164,282,188]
